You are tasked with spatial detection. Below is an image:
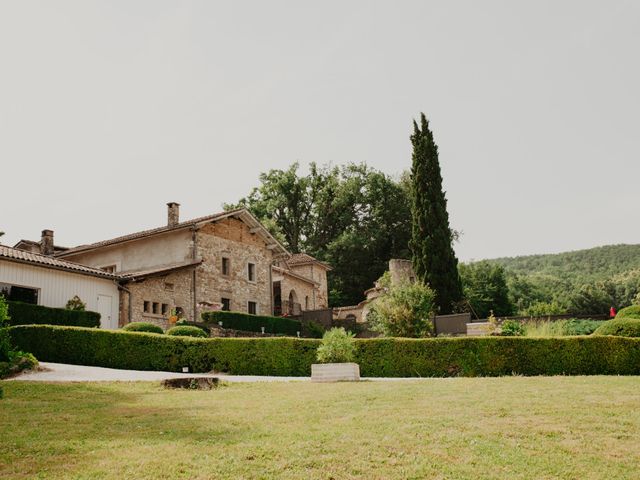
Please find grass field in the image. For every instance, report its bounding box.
[1,377,639,479]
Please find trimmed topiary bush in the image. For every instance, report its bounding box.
[167,325,208,338]
[8,325,640,377]
[202,311,301,336]
[122,322,164,334]
[593,319,640,338]
[7,301,100,328]
[616,305,640,320]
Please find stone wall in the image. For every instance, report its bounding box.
[124,267,195,328]
[389,259,415,286]
[288,263,329,308]
[195,218,273,316]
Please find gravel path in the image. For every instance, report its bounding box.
[10,362,425,383]
[11,362,309,383]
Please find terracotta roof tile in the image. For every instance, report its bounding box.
[0,245,118,279]
[287,252,332,270]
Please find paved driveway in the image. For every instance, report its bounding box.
[10,362,424,383]
[11,362,309,383]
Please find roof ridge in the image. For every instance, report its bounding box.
[0,245,118,279]
[57,207,247,257]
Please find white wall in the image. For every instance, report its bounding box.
[62,229,193,274]
[0,260,120,329]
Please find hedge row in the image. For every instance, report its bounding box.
[7,301,100,328]
[202,310,302,336]
[9,325,640,377]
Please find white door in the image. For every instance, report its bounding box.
[97,294,115,329]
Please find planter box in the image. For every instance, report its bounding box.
[311,363,360,382]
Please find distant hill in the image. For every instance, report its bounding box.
[479,244,640,314]
[488,244,640,285]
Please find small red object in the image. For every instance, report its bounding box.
[610,307,617,318]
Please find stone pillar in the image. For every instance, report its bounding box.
[40,229,54,256]
[167,202,180,227]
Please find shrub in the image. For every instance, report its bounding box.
[368,282,436,337]
[500,320,525,336]
[593,319,640,338]
[303,321,326,339]
[167,326,208,338]
[316,328,356,363]
[0,350,38,379]
[0,296,10,362]
[616,305,640,320]
[176,319,211,335]
[520,301,567,317]
[65,295,86,311]
[6,301,100,328]
[9,324,640,377]
[122,322,164,334]
[562,319,604,336]
[202,311,301,336]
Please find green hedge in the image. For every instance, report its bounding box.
[593,319,640,337]
[8,325,317,375]
[7,301,100,328]
[8,325,640,377]
[122,322,164,334]
[202,310,302,336]
[616,305,640,320]
[166,326,208,338]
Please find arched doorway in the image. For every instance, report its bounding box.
[288,289,299,315]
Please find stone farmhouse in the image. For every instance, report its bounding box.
[8,203,330,329]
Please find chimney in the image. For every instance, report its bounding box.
[41,230,54,256]
[167,202,180,227]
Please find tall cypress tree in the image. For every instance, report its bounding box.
[410,113,463,314]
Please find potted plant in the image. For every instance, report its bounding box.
[311,327,360,382]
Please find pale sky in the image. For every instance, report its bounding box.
[1,1,638,261]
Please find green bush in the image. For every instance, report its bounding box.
[8,325,640,377]
[176,319,211,335]
[368,282,436,337]
[562,319,604,336]
[616,305,640,320]
[500,320,525,336]
[167,326,208,338]
[0,297,10,362]
[6,301,100,328]
[122,322,164,334]
[0,350,38,379]
[303,321,326,339]
[593,319,640,338]
[316,328,355,363]
[524,319,606,337]
[202,311,301,336]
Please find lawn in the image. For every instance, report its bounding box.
[1,377,639,479]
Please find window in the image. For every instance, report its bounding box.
[101,265,117,273]
[0,283,38,304]
[161,304,169,315]
[248,262,256,282]
[164,282,174,291]
[248,301,257,315]
[221,257,230,276]
[305,296,309,310]
[221,298,231,311]
[143,301,150,313]
[152,302,159,314]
